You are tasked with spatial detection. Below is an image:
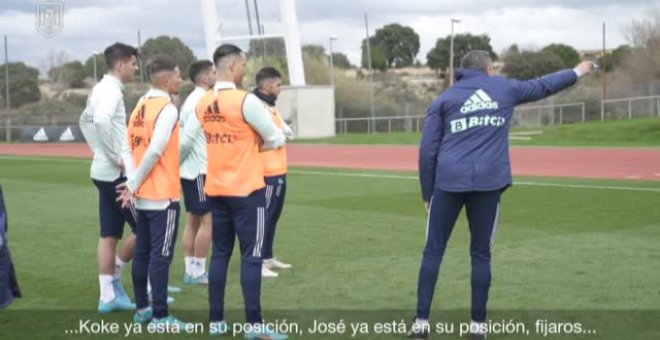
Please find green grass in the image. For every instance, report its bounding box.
[1,156,660,339]
[295,119,660,147]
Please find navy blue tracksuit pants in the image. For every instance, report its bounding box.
[263,175,286,260]
[132,202,180,319]
[416,188,502,322]
[0,185,21,309]
[208,188,266,324]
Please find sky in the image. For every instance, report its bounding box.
[0,0,656,74]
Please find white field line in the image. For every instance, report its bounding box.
[3,156,659,193]
[509,130,544,136]
[290,170,660,193]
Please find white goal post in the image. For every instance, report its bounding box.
[199,0,306,86]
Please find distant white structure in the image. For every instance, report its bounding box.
[199,0,305,86]
[199,0,335,138]
[278,85,335,138]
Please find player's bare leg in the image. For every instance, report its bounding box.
[182,214,201,275]
[190,212,212,283]
[98,237,118,278]
[98,236,135,313]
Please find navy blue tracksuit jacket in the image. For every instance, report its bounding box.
[419,68,578,199]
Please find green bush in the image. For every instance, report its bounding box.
[11,99,83,125]
[123,83,150,113]
[61,92,88,109]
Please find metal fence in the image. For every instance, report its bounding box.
[335,102,587,134]
[3,95,660,141]
[335,115,426,134]
[601,95,660,121]
[513,102,586,127]
[334,96,660,134]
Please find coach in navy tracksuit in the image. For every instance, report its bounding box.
[411,51,594,339]
[0,184,21,308]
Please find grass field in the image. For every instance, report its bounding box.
[1,156,660,339]
[296,119,660,147]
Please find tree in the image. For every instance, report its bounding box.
[45,50,71,74]
[625,8,660,48]
[0,62,41,109]
[83,54,108,81]
[248,38,286,59]
[611,45,633,68]
[621,9,660,84]
[507,44,520,55]
[378,23,420,68]
[302,45,326,59]
[426,33,497,71]
[502,51,565,80]
[598,45,632,72]
[141,36,197,79]
[361,37,388,71]
[244,38,288,86]
[500,44,520,59]
[541,43,581,68]
[301,44,329,85]
[49,61,86,88]
[361,23,420,70]
[331,52,352,69]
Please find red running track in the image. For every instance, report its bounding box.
[1,143,660,181]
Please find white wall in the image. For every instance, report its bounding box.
[278,86,336,138]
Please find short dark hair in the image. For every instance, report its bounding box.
[255,67,282,87]
[460,50,492,71]
[188,60,214,83]
[213,44,243,66]
[103,42,139,69]
[145,54,177,79]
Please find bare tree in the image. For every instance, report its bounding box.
[45,50,71,84]
[625,8,660,47]
[622,8,660,88]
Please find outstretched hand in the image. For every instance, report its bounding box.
[574,61,597,76]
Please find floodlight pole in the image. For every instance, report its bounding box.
[92,52,98,82]
[244,0,254,35]
[365,12,376,133]
[137,29,144,83]
[449,18,460,86]
[601,22,607,122]
[4,35,10,142]
[329,36,338,87]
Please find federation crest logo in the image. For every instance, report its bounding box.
[36,0,64,37]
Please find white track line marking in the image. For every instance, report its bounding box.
[3,156,659,193]
[290,170,660,193]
